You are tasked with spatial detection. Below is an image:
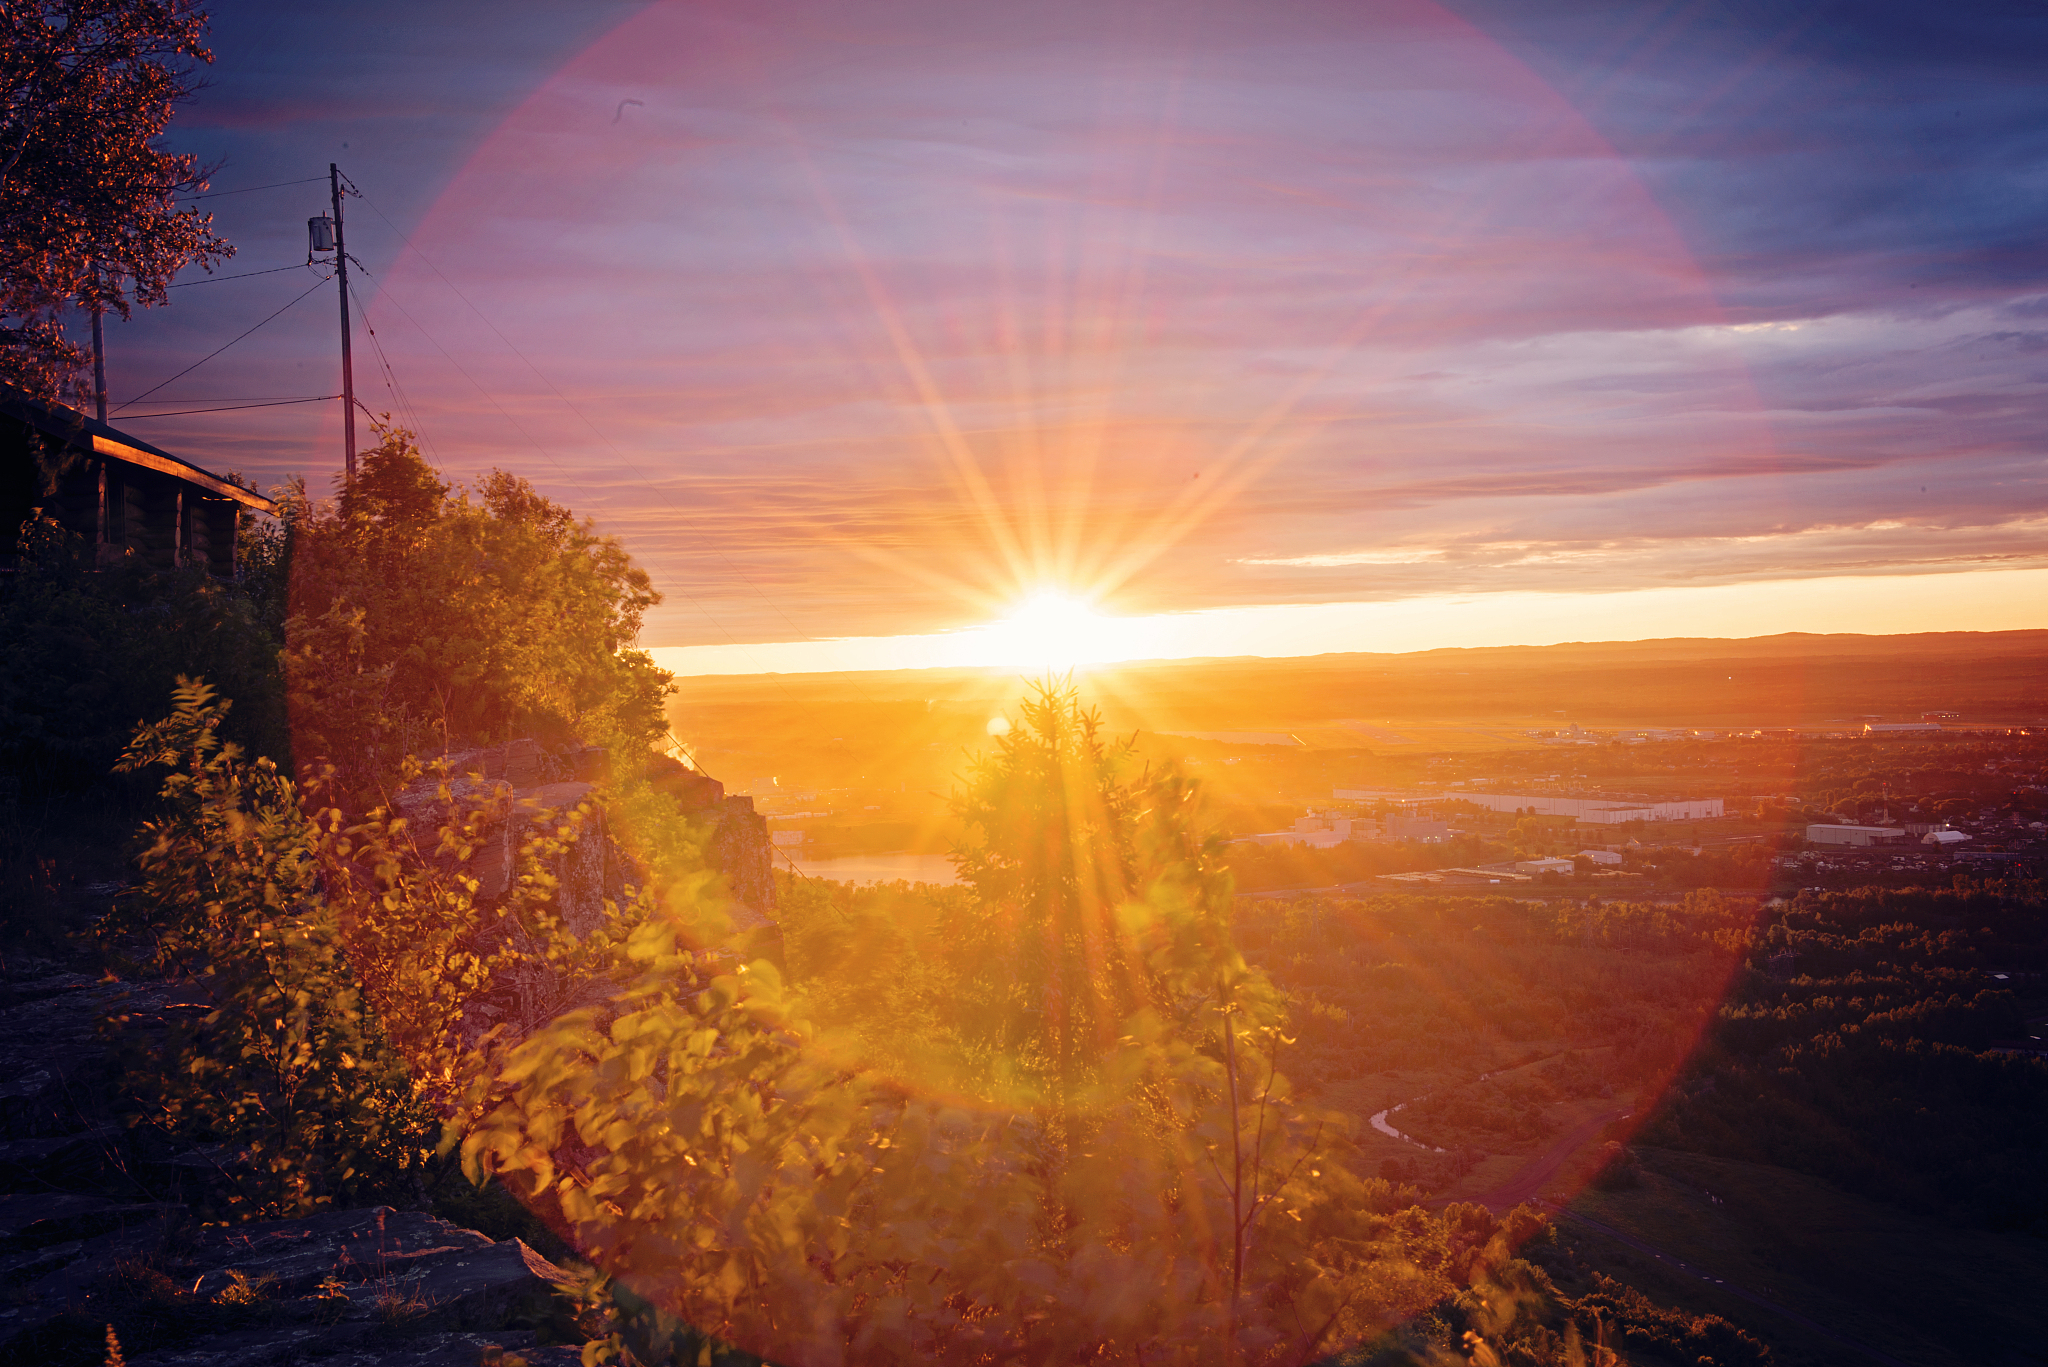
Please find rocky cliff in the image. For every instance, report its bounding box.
[402,742,777,925]
[641,754,776,917]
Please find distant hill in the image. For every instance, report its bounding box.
[669,629,2048,732]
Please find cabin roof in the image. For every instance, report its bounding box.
[0,382,275,513]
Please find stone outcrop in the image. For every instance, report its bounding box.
[0,966,215,1195]
[397,742,777,930]
[0,1201,586,1364]
[644,754,776,918]
[0,958,591,1366]
[375,741,780,1050]
[393,740,620,939]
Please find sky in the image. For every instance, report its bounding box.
[97,0,2048,672]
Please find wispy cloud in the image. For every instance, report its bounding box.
[116,0,2048,649]
[1239,549,1447,568]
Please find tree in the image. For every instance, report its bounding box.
[0,0,230,399]
[461,680,1453,1365]
[947,682,1154,1100]
[282,428,674,796]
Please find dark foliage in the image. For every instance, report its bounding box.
[1349,1236,1771,1366]
[6,1256,285,1367]
[1639,877,2048,1231]
[0,515,287,797]
[107,679,440,1220]
[1570,1271,1770,1366]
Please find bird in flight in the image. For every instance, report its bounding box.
[614,98,645,124]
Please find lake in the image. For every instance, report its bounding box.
[787,853,961,885]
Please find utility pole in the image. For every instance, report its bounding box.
[90,301,106,423]
[84,257,108,423]
[330,163,357,482]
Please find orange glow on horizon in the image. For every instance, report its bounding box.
[646,565,2048,678]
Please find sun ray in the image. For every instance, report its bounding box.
[790,147,1039,593]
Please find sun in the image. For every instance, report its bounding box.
[963,591,1130,670]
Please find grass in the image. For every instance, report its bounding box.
[1554,1146,2048,1367]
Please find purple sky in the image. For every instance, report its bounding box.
[101,0,2048,652]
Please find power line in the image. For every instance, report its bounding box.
[345,267,567,470]
[113,276,329,412]
[357,267,797,685]
[356,262,799,684]
[108,394,338,402]
[345,276,436,459]
[179,176,327,202]
[168,264,316,288]
[118,395,340,419]
[350,187,835,688]
[345,272,779,673]
[316,222,793,691]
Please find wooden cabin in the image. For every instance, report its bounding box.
[1,382,274,574]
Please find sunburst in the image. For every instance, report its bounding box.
[958,590,1128,671]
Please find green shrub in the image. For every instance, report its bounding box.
[109,678,436,1219]
[459,682,1466,1365]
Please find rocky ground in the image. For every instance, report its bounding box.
[0,940,592,1366]
[0,739,792,1367]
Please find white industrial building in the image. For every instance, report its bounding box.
[1805,824,1908,847]
[1455,793,1723,824]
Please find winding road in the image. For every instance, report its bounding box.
[1368,1100,1445,1152]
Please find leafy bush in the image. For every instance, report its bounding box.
[108,679,436,1218]
[89,431,696,1217]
